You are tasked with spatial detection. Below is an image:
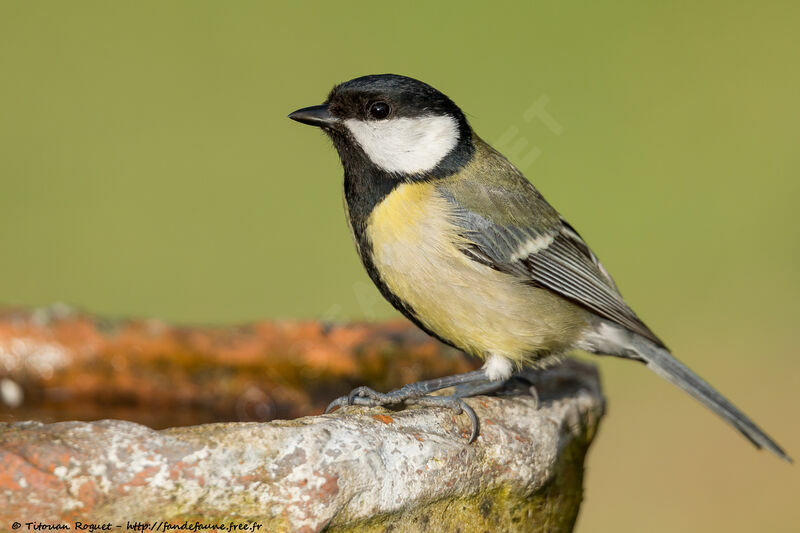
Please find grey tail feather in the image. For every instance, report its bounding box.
[628,335,792,463]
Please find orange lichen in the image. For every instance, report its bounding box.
[371,414,394,425]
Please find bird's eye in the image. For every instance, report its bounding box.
[368,101,391,120]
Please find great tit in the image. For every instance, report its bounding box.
[289,74,789,461]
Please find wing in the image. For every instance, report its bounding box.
[437,141,666,349]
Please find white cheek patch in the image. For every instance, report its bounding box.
[344,115,460,174]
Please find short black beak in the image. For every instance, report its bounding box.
[288,104,339,127]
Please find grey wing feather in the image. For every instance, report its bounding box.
[438,172,666,349]
[526,225,666,348]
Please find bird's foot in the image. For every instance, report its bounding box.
[324,371,506,443]
[324,369,491,415]
[324,388,481,442]
[323,381,430,414]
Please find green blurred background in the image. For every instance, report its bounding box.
[1,1,798,531]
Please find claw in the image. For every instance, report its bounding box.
[324,395,348,414]
[529,384,540,410]
[461,401,480,443]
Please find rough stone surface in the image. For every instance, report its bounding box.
[0,360,604,533]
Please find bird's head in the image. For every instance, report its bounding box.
[289,74,474,177]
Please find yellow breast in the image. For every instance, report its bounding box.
[365,182,588,364]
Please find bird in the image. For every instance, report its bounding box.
[288,73,790,461]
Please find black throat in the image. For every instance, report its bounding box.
[329,119,475,245]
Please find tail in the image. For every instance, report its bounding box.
[627,334,792,463]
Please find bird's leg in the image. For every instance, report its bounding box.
[452,379,507,399]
